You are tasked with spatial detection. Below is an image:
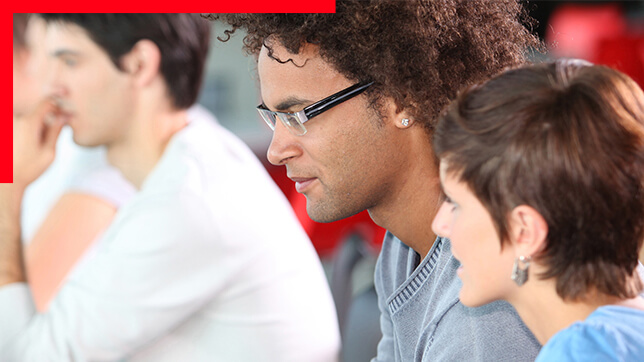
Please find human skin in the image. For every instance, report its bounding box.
[26,194,117,311]
[13,16,48,118]
[1,100,64,287]
[432,160,644,345]
[45,22,187,188]
[2,19,187,293]
[431,160,517,307]
[11,19,123,311]
[258,40,442,257]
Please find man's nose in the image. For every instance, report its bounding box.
[266,119,302,166]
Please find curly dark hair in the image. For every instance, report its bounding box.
[206,0,542,133]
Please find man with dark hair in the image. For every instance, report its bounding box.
[210,1,543,360]
[13,13,49,119]
[2,14,339,361]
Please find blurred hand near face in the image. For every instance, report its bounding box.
[13,99,66,190]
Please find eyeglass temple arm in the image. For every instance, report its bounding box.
[304,82,374,119]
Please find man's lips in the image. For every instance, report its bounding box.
[290,177,317,193]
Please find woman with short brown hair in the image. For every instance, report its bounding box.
[432,59,644,361]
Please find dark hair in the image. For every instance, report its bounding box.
[39,13,211,109]
[434,59,644,300]
[206,0,542,133]
[13,13,30,50]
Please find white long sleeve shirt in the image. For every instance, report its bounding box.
[0,110,340,361]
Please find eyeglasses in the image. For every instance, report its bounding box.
[257,81,374,136]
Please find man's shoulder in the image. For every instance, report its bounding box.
[149,109,273,198]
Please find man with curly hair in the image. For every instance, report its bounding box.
[210,0,542,360]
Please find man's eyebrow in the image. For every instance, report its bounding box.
[51,49,80,58]
[272,97,313,112]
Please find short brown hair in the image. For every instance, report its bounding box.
[434,59,644,300]
[13,13,30,50]
[206,0,541,133]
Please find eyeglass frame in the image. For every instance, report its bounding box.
[256,81,374,136]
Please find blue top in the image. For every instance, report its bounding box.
[536,305,644,362]
[372,234,541,361]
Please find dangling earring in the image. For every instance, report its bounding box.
[511,256,531,286]
[401,118,410,127]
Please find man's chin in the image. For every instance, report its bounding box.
[71,134,101,148]
[305,198,364,224]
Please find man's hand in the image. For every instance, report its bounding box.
[13,99,66,191]
[0,99,65,286]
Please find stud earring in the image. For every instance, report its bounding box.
[511,256,531,286]
[401,118,410,127]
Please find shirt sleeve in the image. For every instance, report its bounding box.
[0,192,221,361]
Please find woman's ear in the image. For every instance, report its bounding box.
[120,39,161,87]
[508,205,548,257]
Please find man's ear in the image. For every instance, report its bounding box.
[377,95,415,129]
[508,205,548,257]
[120,39,161,87]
